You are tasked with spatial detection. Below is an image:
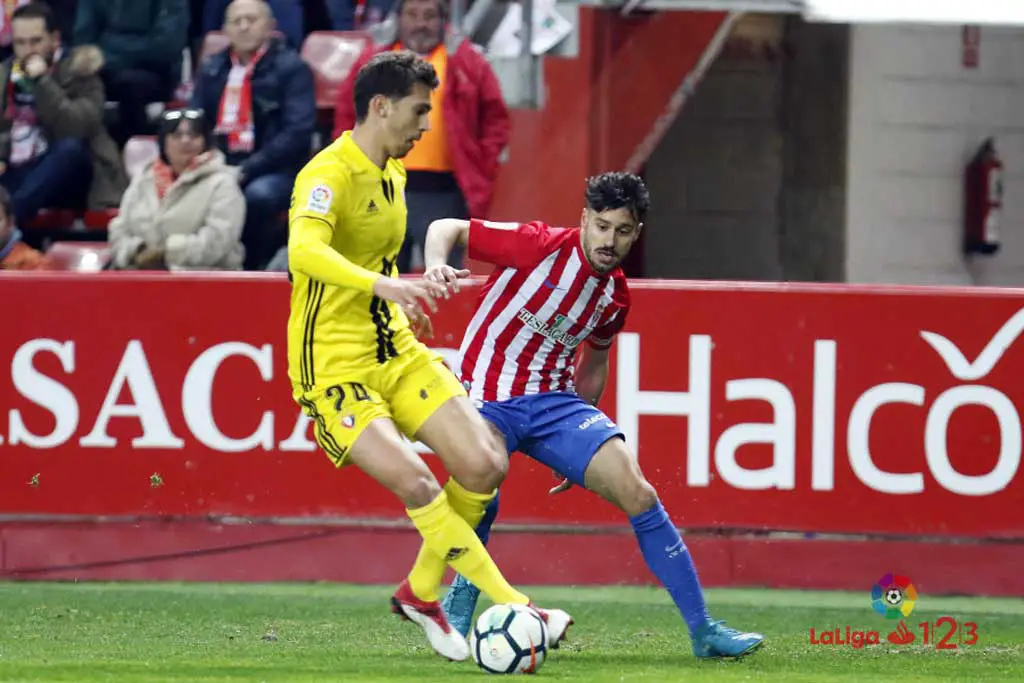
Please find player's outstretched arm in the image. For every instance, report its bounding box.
[288,217,383,292]
[575,344,611,408]
[289,174,385,292]
[424,218,470,270]
[548,344,613,497]
[423,219,472,295]
[289,220,447,313]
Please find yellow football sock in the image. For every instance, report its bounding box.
[407,541,447,601]
[406,490,529,606]
[444,477,495,528]
[403,479,495,602]
[406,479,497,601]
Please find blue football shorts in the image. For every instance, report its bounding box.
[478,391,625,487]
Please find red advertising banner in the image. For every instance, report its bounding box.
[2,273,1023,539]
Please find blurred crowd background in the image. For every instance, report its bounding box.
[0,0,518,273]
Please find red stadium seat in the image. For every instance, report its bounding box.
[22,208,78,231]
[124,136,160,180]
[45,241,111,272]
[84,209,119,230]
[301,31,372,111]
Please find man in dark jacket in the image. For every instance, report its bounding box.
[0,2,126,226]
[74,0,189,146]
[191,0,315,270]
[332,0,510,273]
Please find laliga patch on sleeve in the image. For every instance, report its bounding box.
[305,184,333,214]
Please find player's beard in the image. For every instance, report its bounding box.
[588,247,620,273]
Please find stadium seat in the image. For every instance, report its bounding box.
[84,209,119,230]
[301,31,372,111]
[45,241,111,272]
[22,208,78,231]
[124,136,160,180]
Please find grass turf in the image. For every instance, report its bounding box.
[0,582,1021,682]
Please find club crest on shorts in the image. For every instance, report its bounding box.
[341,414,356,429]
[306,184,333,214]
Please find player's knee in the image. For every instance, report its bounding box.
[452,434,508,492]
[394,472,442,509]
[618,477,659,517]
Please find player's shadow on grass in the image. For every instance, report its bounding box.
[602,653,757,665]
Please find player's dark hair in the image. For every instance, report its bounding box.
[12,2,57,33]
[584,172,650,225]
[353,51,439,123]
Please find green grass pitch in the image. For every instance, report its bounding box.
[0,582,1022,682]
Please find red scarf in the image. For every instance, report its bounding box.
[152,152,213,201]
[215,45,267,154]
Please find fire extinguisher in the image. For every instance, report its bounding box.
[964,137,1003,255]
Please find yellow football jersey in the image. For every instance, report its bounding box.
[286,131,416,390]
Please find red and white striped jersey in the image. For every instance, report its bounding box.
[458,219,631,402]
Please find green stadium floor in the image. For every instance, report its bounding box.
[0,582,1021,682]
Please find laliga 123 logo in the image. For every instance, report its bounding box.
[872,572,917,619]
[809,573,980,650]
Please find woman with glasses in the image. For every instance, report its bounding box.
[108,108,246,270]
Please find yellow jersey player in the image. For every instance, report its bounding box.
[286,51,571,662]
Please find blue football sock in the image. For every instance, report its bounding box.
[476,490,500,545]
[629,500,711,634]
[447,491,500,594]
[442,491,501,633]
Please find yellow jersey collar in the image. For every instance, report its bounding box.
[339,131,387,177]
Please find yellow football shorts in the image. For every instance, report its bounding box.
[293,340,467,467]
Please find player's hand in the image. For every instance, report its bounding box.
[423,265,471,296]
[403,304,434,339]
[372,276,447,315]
[548,479,573,493]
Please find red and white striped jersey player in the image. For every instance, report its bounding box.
[421,171,766,660]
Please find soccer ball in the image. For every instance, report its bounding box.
[886,588,903,606]
[470,603,548,674]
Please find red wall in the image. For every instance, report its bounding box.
[489,10,726,226]
[2,273,1023,595]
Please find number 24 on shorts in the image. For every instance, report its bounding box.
[326,383,373,413]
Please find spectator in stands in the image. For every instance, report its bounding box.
[0,0,75,61]
[191,0,315,270]
[203,0,303,49]
[74,0,190,147]
[0,2,126,228]
[108,108,245,271]
[0,185,45,269]
[333,0,509,272]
